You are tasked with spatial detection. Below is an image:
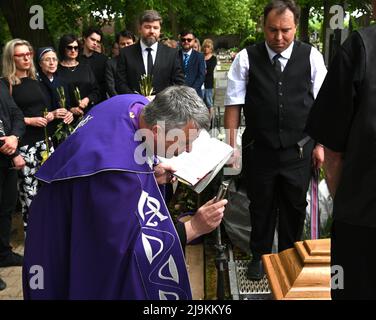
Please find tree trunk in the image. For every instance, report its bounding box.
[321,0,330,59]
[123,2,139,35]
[299,5,311,43]
[0,0,54,48]
[168,0,179,38]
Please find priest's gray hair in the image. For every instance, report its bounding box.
[142,86,210,132]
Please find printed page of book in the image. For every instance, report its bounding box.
[159,130,233,191]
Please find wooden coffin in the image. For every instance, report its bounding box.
[262,238,331,300]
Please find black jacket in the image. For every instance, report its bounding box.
[178,49,206,97]
[0,80,25,167]
[105,56,119,97]
[116,42,185,95]
[79,52,108,101]
[306,26,376,226]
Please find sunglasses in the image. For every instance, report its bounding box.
[66,45,79,51]
[14,52,33,59]
[181,38,193,43]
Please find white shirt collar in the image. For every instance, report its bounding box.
[265,41,294,61]
[182,48,193,56]
[140,40,158,52]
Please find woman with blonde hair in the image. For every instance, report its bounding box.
[201,39,217,118]
[1,39,54,232]
[193,38,201,52]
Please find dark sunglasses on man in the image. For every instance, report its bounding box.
[181,38,193,43]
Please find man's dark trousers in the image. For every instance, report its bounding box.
[243,139,314,260]
[0,167,18,259]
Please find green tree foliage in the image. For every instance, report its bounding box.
[0,0,374,50]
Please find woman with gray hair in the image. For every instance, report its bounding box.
[1,39,54,233]
[36,47,74,146]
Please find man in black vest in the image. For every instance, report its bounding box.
[224,0,327,280]
[306,20,376,299]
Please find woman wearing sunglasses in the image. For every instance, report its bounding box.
[1,39,54,233]
[57,34,100,119]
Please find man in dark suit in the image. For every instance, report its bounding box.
[79,27,108,101]
[116,10,185,95]
[178,31,206,98]
[105,30,136,97]
[0,81,26,291]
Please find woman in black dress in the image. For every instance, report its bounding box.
[202,39,217,119]
[57,34,101,119]
[1,39,54,231]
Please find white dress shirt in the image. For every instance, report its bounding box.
[182,48,193,62]
[140,41,158,74]
[224,41,327,106]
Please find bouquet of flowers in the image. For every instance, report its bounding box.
[139,74,154,97]
[41,108,51,164]
[53,86,74,144]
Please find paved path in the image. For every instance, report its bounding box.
[0,213,24,300]
[0,214,206,300]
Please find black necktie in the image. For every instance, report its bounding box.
[146,48,153,75]
[273,53,282,76]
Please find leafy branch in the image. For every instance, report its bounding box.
[53,86,75,144]
[41,108,51,165]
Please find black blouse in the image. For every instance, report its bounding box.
[204,55,217,89]
[7,77,49,147]
[58,63,101,112]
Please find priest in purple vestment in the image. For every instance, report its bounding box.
[22,86,227,300]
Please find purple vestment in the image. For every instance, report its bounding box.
[22,94,192,300]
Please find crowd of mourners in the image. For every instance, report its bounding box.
[0,9,217,292]
[2,0,376,300]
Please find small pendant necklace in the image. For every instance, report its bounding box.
[62,61,79,72]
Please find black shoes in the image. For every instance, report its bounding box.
[246,259,265,281]
[0,252,23,268]
[0,277,6,291]
[0,252,23,291]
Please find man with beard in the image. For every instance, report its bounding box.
[178,31,206,98]
[116,10,185,95]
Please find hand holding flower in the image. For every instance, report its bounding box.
[44,112,54,123]
[79,97,90,109]
[63,111,74,124]
[52,108,68,119]
[70,107,84,116]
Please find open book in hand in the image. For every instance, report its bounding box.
[158,130,233,193]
